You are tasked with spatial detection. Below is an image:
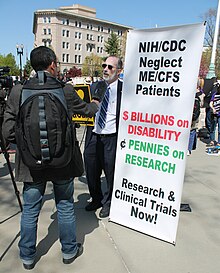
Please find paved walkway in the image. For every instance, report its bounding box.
[0,124,220,273]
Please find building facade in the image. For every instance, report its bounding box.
[33,4,133,73]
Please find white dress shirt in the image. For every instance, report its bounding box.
[93,80,117,134]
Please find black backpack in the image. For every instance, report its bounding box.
[192,97,200,121]
[15,71,73,170]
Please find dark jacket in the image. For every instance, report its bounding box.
[0,88,6,118]
[84,79,123,148]
[2,74,98,182]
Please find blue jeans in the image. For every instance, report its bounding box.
[19,179,78,264]
[210,115,220,143]
[205,107,212,134]
[188,129,197,152]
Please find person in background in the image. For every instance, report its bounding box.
[84,55,123,218]
[203,77,218,140]
[14,76,21,85]
[0,87,11,152]
[187,92,201,156]
[208,83,220,147]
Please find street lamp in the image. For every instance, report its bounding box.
[206,0,220,79]
[16,44,24,82]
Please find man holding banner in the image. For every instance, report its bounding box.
[84,56,123,218]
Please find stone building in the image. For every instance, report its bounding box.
[33,4,133,73]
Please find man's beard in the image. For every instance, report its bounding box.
[103,71,117,83]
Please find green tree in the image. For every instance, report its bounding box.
[104,32,121,56]
[23,59,33,78]
[0,53,19,76]
[199,48,212,78]
[82,54,103,77]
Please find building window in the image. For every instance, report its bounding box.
[43,29,47,35]
[66,54,69,63]
[62,19,69,25]
[63,42,70,49]
[43,17,51,24]
[62,29,65,36]
[62,54,65,62]
[66,30,70,37]
[86,44,94,52]
[75,21,81,27]
[87,24,93,30]
[48,28,51,35]
[79,32,82,39]
[74,44,82,51]
[87,34,93,41]
[74,55,81,64]
[43,40,51,47]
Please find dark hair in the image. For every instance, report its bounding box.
[30,46,57,72]
[117,57,123,70]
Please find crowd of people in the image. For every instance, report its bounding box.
[187,76,220,156]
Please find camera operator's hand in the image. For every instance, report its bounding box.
[91,99,100,107]
[91,80,108,102]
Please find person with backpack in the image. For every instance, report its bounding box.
[187,92,201,156]
[203,77,218,140]
[2,46,101,270]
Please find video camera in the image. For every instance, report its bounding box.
[0,66,13,89]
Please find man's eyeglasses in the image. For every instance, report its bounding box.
[102,63,116,70]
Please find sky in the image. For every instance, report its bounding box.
[0,0,218,66]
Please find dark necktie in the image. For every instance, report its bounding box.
[98,86,110,129]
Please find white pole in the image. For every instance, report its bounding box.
[206,0,220,79]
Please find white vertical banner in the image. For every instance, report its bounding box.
[109,23,206,244]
